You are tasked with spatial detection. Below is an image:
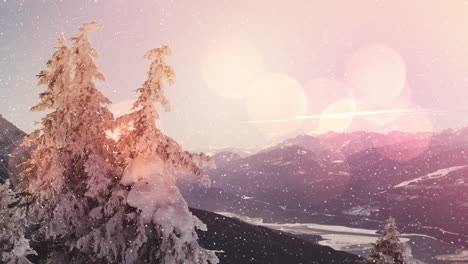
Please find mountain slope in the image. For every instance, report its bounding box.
[0,114,25,155]
[191,208,360,264]
[0,114,26,183]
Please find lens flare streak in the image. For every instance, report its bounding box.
[295,109,440,119]
[244,109,451,124]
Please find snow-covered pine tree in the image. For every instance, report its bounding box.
[359,217,406,264]
[18,22,216,264]
[19,33,71,197]
[110,45,219,263]
[0,180,36,264]
[19,22,115,263]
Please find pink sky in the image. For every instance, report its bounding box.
[1,0,468,150]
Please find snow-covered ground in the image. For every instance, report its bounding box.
[394,165,468,188]
[218,211,398,251]
[436,250,468,262]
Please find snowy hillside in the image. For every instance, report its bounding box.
[394,165,468,188]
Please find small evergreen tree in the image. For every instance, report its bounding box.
[0,180,36,264]
[111,45,218,263]
[359,217,406,264]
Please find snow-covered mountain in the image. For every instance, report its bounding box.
[206,144,349,210]
[184,129,468,250]
[375,164,468,242]
[0,114,25,155]
[210,151,244,168]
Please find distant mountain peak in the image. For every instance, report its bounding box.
[0,114,26,184]
[0,114,26,155]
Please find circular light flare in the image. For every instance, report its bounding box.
[355,99,412,130]
[201,37,264,99]
[245,73,307,138]
[387,105,433,134]
[373,104,433,161]
[345,44,406,108]
[347,83,416,134]
[303,78,350,133]
[318,97,358,133]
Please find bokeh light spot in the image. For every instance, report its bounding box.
[345,44,406,108]
[303,78,350,133]
[201,37,264,99]
[318,97,358,133]
[246,73,307,137]
[373,104,433,161]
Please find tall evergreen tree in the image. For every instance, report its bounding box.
[19,33,71,198]
[19,23,115,263]
[359,217,406,264]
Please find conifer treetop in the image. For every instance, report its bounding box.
[134,45,173,118]
[381,217,401,242]
[116,45,213,185]
[32,33,71,112]
[359,217,406,264]
[69,21,111,107]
